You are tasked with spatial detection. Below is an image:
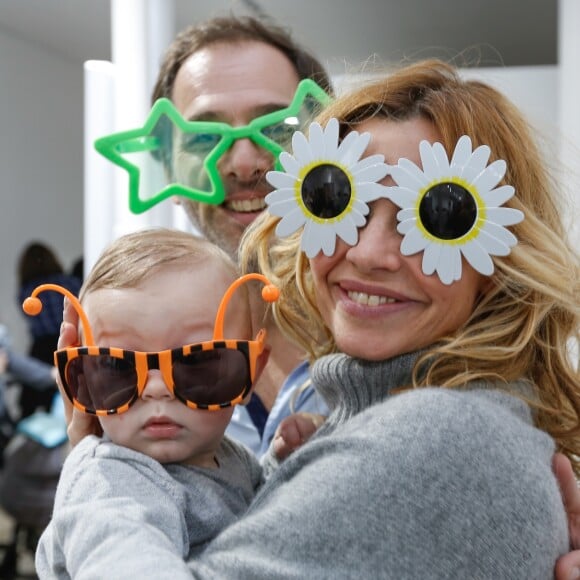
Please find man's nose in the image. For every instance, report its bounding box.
[219,137,273,183]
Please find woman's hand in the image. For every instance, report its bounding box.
[58,298,102,444]
[554,453,580,579]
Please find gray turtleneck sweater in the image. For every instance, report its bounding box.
[38,352,568,579]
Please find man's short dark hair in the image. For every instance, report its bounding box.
[152,15,333,104]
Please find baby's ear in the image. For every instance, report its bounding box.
[240,346,270,406]
[254,346,271,384]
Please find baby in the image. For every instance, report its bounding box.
[29,228,280,578]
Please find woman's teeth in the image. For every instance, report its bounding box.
[227,198,266,212]
[347,291,398,306]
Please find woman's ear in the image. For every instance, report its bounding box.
[479,276,495,297]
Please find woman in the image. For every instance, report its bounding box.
[56,60,579,578]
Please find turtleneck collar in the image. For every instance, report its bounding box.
[311,351,422,433]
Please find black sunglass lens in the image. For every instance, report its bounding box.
[301,164,351,219]
[66,355,138,412]
[419,183,477,240]
[173,349,250,406]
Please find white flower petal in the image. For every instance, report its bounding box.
[477,227,511,256]
[462,145,491,183]
[266,196,300,217]
[301,221,322,258]
[341,132,371,166]
[419,141,440,181]
[397,219,416,235]
[265,187,295,205]
[308,122,325,157]
[481,185,515,208]
[422,243,441,276]
[461,240,495,276]
[392,159,430,190]
[400,227,429,255]
[351,154,387,173]
[350,208,368,227]
[336,131,360,162]
[323,118,339,157]
[319,225,338,256]
[471,159,507,193]
[266,170,297,189]
[335,215,360,246]
[357,182,390,202]
[452,247,463,282]
[291,130,313,165]
[486,207,524,226]
[279,152,300,176]
[388,186,418,209]
[436,245,458,285]
[397,208,416,221]
[431,142,452,175]
[352,198,371,216]
[275,208,307,236]
[481,221,518,247]
[449,136,473,177]
[352,162,390,183]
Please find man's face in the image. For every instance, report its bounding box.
[171,41,301,259]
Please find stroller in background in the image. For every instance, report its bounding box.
[0,394,68,578]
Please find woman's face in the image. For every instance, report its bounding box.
[309,116,487,361]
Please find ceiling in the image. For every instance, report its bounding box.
[0,0,558,75]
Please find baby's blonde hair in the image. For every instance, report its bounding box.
[81,228,250,334]
[82,228,237,299]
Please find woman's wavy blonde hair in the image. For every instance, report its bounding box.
[240,59,580,472]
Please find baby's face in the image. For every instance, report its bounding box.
[82,263,251,467]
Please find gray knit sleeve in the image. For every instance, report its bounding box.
[191,387,567,579]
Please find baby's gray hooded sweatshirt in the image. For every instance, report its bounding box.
[39,351,569,579]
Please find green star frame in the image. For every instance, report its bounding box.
[94,79,332,214]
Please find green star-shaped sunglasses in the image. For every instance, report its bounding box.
[94,79,332,214]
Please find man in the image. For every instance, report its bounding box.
[152,17,332,454]
[64,16,331,455]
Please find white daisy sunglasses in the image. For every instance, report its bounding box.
[265,118,524,285]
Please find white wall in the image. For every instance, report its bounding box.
[0,29,83,352]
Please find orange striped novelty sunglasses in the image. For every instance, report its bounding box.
[22,274,279,417]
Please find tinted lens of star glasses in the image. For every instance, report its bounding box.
[62,347,251,414]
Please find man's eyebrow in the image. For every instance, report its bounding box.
[186,103,291,124]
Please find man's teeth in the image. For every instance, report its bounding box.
[347,291,398,306]
[227,198,267,212]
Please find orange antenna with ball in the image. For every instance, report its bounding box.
[23,275,279,347]
[22,283,94,345]
[213,273,279,340]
